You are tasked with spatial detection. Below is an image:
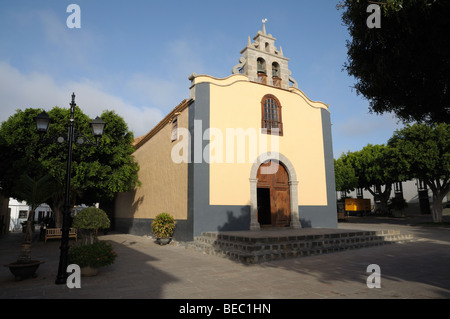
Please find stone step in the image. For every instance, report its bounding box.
[186,229,414,264]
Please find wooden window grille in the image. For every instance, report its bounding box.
[261,95,283,135]
[272,77,282,88]
[257,72,267,84]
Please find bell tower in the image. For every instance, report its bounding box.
[232,20,298,89]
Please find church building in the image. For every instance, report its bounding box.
[114,24,338,241]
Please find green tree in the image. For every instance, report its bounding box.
[334,153,358,197]
[347,144,401,214]
[339,0,450,124]
[0,107,140,226]
[72,207,111,244]
[0,109,44,199]
[388,123,450,223]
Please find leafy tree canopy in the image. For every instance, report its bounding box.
[347,144,399,189]
[334,154,358,195]
[388,123,449,222]
[0,106,140,214]
[335,144,404,213]
[388,123,450,182]
[339,0,450,124]
[335,123,449,222]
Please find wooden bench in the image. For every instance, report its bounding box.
[45,228,77,243]
[337,211,347,221]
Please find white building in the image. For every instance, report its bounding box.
[340,179,449,216]
[8,198,52,232]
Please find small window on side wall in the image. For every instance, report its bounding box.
[261,94,283,136]
[171,116,178,141]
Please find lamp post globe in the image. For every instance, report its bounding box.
[35,111,51,133]
[90,116,106,138]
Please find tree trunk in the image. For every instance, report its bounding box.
[431,192,444,223]
[426,178,449,224]
[24,210,35,244]
[54,207,63,228]
[79,229,96,245]
[18,209,35,263]
[50,198,64,228]
[368,184,392,215]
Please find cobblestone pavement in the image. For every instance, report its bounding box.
[1,216,450,299]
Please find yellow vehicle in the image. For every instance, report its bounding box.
[344,198,371,216]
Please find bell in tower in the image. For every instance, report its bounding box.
[232,19,298,89]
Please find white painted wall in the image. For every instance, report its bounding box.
[338,179,449,215]
[8,198,52,231]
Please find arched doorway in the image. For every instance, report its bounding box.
[249,152,301,230]
[257,160,290,227]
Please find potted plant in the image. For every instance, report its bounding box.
[68,240,117,276]
[68,207,117,276]
[151,213,175,245]
[4,174,53,281]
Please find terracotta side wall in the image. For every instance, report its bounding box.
[115,107,189,220]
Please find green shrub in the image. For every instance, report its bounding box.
[68,241,117,268]
[151,213,175,238]
[73,207,111,244]
[73,207,110,230]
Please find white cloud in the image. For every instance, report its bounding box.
[165,39,206,77]
[0,61,163,137]
[125,73,183,111]
[36,10,98,68]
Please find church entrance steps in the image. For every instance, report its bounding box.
[185,228,415,264]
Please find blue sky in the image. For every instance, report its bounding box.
[0,0,404,157]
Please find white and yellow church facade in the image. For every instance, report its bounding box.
[115,25,338,241]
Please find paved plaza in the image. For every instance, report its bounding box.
[1,216,450,299]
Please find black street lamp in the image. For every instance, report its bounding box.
[35,93,105,284]
[90,116,106,138]
[35,111,51,133]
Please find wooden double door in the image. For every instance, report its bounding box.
[256,160,291,227]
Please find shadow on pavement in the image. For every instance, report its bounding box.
[0,231,179,298]
[256,215,450,298]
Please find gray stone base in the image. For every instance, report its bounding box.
[114,218,193,242]
[186,228,414,264]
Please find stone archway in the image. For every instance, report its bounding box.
[249,152,301,230]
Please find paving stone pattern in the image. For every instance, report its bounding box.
[1,218,450,299]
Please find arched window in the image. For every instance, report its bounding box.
[261,95,283,135]
[272,62,281,88]
[272,62,280,77]
[257,58,266,73]
[257,58,267,84]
